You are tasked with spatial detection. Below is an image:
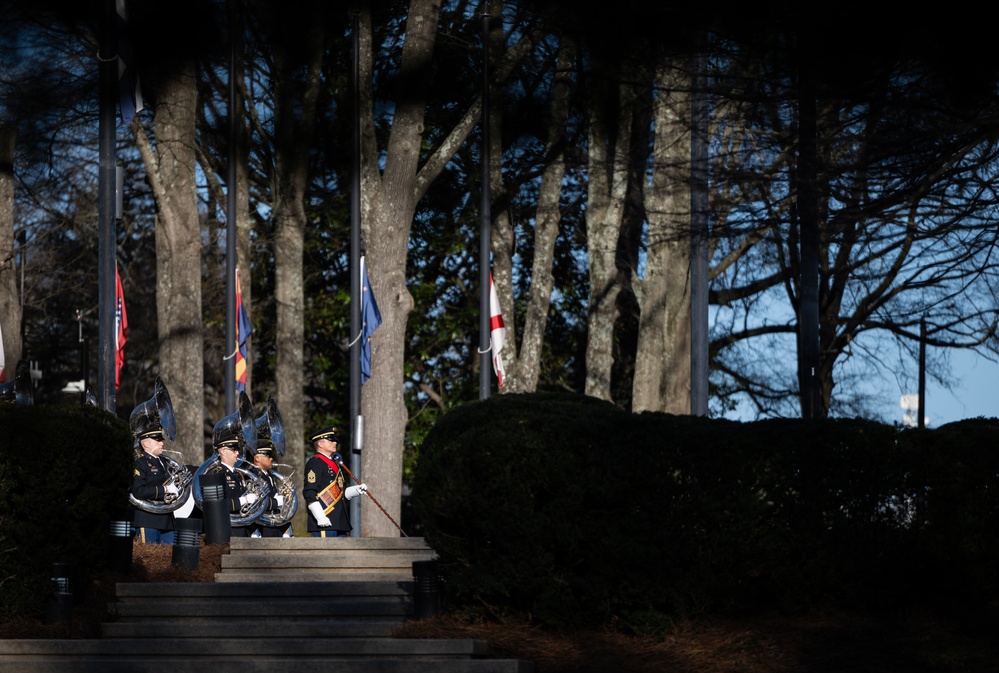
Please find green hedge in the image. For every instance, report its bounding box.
[412,393,999,632]
[0,403,134,621]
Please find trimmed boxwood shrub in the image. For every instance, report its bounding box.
[413,393,999,632]
[0,403,133,621]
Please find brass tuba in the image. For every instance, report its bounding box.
[193,391,270,526]
[0,360,34,405]
[127,377,194,514]
[251,397,299,527]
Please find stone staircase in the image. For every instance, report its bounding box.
[0,537,534,673]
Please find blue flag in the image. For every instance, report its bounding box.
[360,256,382,384]
[116,0,143,126]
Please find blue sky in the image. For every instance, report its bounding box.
[882,349,999,427]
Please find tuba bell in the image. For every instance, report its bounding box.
[193,391,269,526]
[251,397,299,528]
[0,360,34,405]
[255,397,286,456]
[127,377,194,515]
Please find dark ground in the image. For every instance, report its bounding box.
[3,543,998,673]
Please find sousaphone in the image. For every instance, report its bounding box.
[127,377,194,514]
[251,397,299,527]
[0,360,34,405]
[193,391,269,526]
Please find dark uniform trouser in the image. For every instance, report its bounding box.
[135,528,176,544]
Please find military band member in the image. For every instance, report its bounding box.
[129,422,177,544]
[248,436,291,538]
[205,426,259,538]
[303,425,367,537]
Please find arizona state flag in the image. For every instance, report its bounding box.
[115,265,128,389]
[235,268,251,392]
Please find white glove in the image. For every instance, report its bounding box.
[164,482,179,496]
[274,494,285,508]
[344,483,368,500]
[308,501,332,527]
[239,492,259,507]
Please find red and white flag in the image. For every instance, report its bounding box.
[115,265,128,389]
[489,273,506,389]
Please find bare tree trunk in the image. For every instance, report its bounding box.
[584,67,637,400]
[633,57,692,414]
[273,6,325,493]
[0,124,21,372]
[359,0,441,537]
[356,0,537,534]
[504,38,574,393]
[134,62,204,464]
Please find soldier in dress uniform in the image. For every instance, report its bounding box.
[303,425,367,537]
[129,422,178,544]
[247,436,291,538]
[205,424,259,538]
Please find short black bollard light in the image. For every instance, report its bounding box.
[412,559,440,619]
[172,517,202,570]
[107,506,134,575]
[43,562,72,625]
[200,470,231,544]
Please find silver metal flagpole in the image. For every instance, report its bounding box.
[224,0,240,415]
[349,0,363,535]
[479,5,491,400]
[98,0,117,412]
[690,41,709,417]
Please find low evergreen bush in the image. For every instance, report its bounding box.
[0,403,133,621]
[413,393,999,632]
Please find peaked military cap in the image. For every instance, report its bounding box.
[310,425,339,443]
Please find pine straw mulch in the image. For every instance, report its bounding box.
[4,542,999,673]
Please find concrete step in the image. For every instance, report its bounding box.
[0,659,534,673]
[110,581,414,620]
[227,537,436,551]
[215,537,437,582]
[0,638,488,657]
[215,570,410,582]
[113,598,412,619]
[102,619,405,638]
[114,581,414,598]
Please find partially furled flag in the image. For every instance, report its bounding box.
[360,256,382,384]
[235,268,251,392]
[489,273,506,389]
[115,264,128,389]
[116,0,143,126]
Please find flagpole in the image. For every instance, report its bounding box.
[97,0,118,413]
[224,0,240,415]
[478,5,491,401]
[349,0,363,535]
[690,41,709,417]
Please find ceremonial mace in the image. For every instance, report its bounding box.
[333,453,408,537]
